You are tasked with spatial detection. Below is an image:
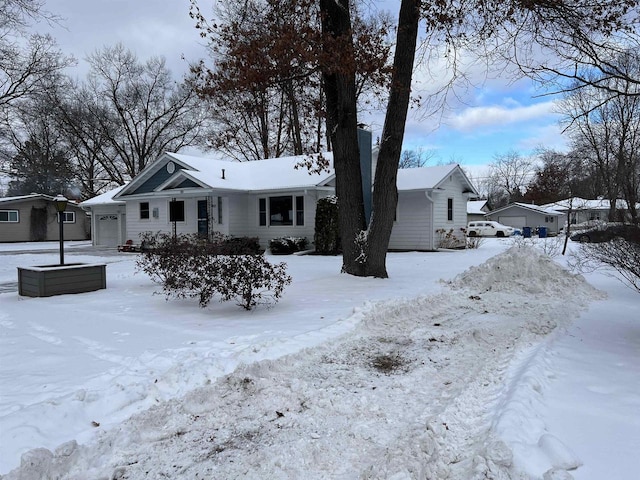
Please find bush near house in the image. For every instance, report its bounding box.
[269,237,308,255]
[136,232,290,310]
[436,228,466,249]
[314,195,340,255]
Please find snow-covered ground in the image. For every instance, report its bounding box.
[0,239,638,479]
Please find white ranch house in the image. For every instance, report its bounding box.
[81,150,477,252]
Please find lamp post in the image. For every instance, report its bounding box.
[54,194,69,266]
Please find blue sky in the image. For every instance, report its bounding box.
[39,0,568,170]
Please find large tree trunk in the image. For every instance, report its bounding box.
[320,0,421,278]
[363,0,421,278]
[320,0,367,276]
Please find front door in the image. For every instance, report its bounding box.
[197,200,208,237]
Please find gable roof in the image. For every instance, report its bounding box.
[79,184,128,207]
[396,164,478,193]
[115,152,336,198]
[467,200,488,215]
[489,202,561,216]
[112,152,478,200]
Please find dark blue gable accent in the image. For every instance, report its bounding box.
[129,162,185,195]
[177,179,200,188]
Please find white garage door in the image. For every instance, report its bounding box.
[97,214,119,247]
[498,216,526,229]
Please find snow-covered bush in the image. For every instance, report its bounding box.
[136,232,290,309]
[269,237,308,255]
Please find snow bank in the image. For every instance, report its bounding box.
[1,247,605,479]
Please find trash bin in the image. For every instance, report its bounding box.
[538,226,547,238]
[523,226,532,238]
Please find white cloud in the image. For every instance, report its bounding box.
[449,101,557,132]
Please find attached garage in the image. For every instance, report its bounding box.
[80,185,128,248]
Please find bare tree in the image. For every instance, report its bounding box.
[0,0,73,107]
[485,151,534,208]
[560,51,640,223]
[398,148,436,169]
[77,44,208,180]
[190,0,392,161]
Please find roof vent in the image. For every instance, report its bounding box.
[222,168,226,180]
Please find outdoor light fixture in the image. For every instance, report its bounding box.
[53,194,68,265]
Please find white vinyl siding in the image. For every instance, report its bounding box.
[388,191,434,250]
[428,173,468,248]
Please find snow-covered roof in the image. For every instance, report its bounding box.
[489,202,561,216]
[396,163,477,193]
[79,184,128,207]
[543,197,638,211]
[114,152,474,199]
[467,200,488,215]
[168,152,335,192]
[0,193,80,206]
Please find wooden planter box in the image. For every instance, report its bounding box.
[18,263,107,297]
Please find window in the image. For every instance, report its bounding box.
[140,202,150,219]
[259,196,305,226]
[57,211,75,223]
[217,196,223,224]
[0,210,19,222]
[259,198,267,226]
[296,196,304,226]
[269,196,293,226]
[169,200,185,222]
[447,198,454,221]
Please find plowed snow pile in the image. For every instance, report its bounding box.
[3,247,603,480]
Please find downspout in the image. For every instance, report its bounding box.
[425,189,434,250]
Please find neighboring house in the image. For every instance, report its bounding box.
[486,202,562,234]
[79,185,128,247]
[543,197,638,226]
[467,200,490,222]
[81,150,477,251]
[0,194,88,243]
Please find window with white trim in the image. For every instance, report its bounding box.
[0,210,19,222]
[258,196,305,226]
[447,198,454,221]
[56,211,75,223]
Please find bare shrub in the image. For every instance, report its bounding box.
[569,239,640,293]
[510,235,563,258]
[436,228,466,249]
[136,232,291,309]
[215,254,292,310]
[466,236,485,249]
